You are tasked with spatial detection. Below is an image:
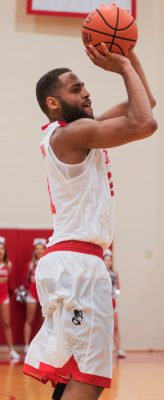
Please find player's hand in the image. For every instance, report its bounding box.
[86,43,130,74]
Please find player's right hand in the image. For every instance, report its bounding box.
[86,43,131,74]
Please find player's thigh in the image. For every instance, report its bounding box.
[0,303,11,325]
[26,302,38,323]
[61,379,103,400]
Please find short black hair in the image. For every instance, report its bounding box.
[36,68,71,116]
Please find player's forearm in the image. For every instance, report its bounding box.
[97,54,156,122]
[122,63,156,133]
[129,52,156,108]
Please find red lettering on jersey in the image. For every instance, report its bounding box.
[47,178,56,214]
[40,145,46,159]
[107,172,112,180]
[103,150,115,197]
[103,149,109,164]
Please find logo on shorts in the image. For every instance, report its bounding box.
[72,310,84,326]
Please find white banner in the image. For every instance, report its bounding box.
[27,0,136,17]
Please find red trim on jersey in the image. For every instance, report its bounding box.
[23,355,111,388]
[41,121,67,132]
[58,121,68,127]
[44,240,103,260]
[41,123,50,132]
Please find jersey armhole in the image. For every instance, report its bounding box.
[48,143,94,180]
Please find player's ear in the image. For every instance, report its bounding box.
[46,96,61,112]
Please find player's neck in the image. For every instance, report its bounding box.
[49,114,68,124]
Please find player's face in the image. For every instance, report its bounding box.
[57,72,94,122]
[104,255,113,271]
[34,244,45,260]
[0,244,5,262]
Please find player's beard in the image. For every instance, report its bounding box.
[59,98,94,123]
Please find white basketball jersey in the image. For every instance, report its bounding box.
[40,121,114,250]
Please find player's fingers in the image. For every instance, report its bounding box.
[85,47,91,56]
[85,48,95,62]
[100,44,117,61]
[88,44,106,60]
[101,42,110,56]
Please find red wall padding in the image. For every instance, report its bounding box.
[0,228,52,345]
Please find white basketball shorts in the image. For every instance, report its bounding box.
[23,241,114,389]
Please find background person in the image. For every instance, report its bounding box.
[23,238,46,354]
[104,249,126,359]
[0,236,20,359]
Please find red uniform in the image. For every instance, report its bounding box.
[0,262,12,304]
[23,261,39,302]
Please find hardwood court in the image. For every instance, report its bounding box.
[0,352,164,400]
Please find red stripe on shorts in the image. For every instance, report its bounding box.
[23,355,112,388]
[44,240,103,260]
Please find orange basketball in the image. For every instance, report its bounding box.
[82,3,138,56]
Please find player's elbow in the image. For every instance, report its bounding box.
[149,117,158,135]
[133,117,158,139]
[139,117,158,138]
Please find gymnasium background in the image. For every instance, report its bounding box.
[0,0,163,350]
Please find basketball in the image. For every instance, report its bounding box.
[82,3,138,56]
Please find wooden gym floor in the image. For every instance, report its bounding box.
[0,352,164,400]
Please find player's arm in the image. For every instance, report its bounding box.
[93,47,156,121]
[51,51,157,154]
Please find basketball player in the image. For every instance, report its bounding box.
[23,238,46,354]
[23,44,157,400]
